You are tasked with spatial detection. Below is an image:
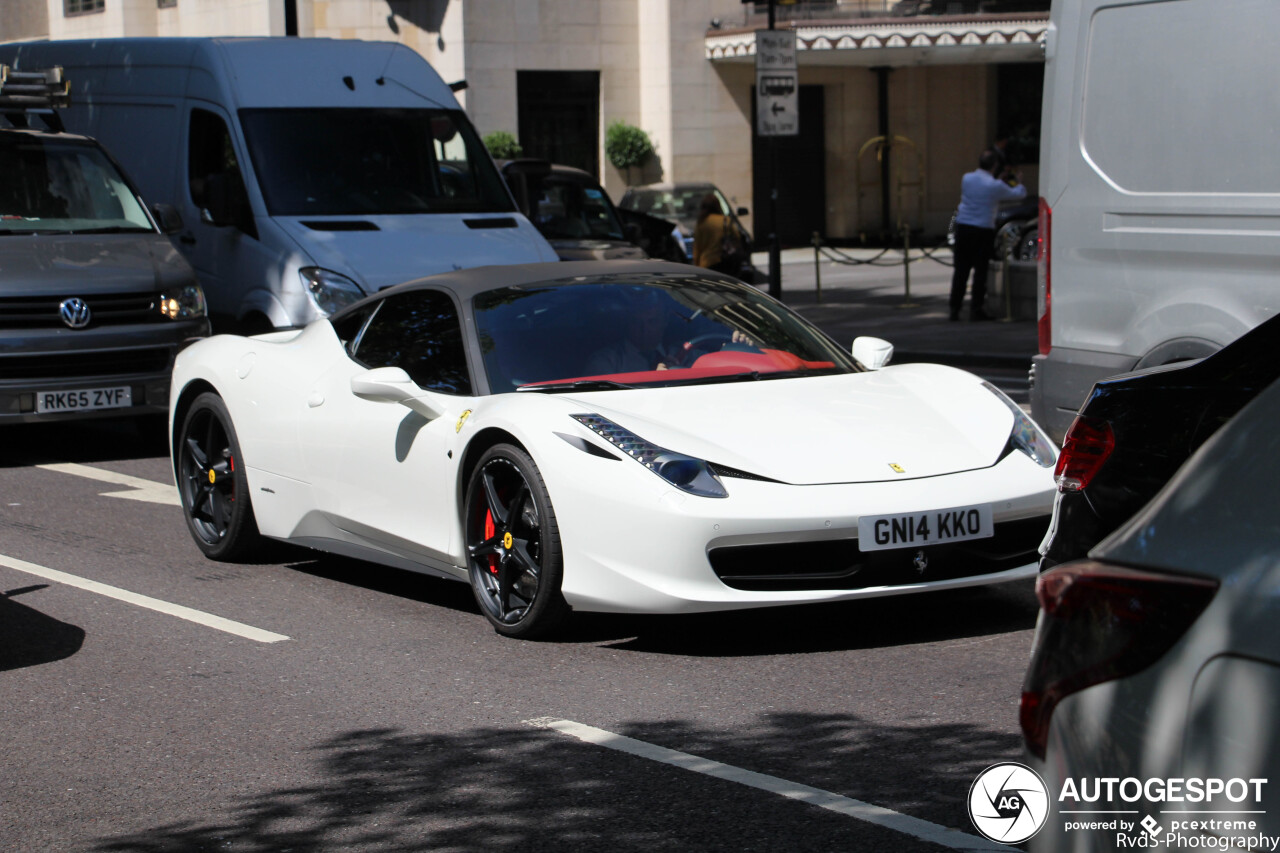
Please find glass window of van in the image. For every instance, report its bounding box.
[239,108,515,217]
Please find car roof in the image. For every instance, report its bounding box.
[0,126,96,145]
[625,182,716,193]
[358,259,733,303]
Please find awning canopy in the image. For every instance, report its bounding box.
[705,12,1048,67]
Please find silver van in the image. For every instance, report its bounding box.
[1030,0,1280,442]
[0,38,558,333]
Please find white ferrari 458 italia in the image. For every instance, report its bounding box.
[169,260,1057,638]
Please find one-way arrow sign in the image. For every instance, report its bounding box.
[756,30,798,136]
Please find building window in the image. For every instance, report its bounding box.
[158,0,177,7]
[65,0,104,15]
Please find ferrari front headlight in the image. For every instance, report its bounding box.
[571,414,728,498]
[300,267,366,315]
[983,381,1057,468]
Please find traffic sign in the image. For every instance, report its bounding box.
[756,29,798,137]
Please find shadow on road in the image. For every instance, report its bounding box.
[581,580,1038,656]
[0,417,168,468]
[90,712,1018,852]
[280,546,1037,658]
[0,585,85,671]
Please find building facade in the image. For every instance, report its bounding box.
[2,0,1048,245]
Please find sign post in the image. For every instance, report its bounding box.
[755,25,798,300]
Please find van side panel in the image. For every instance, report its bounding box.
[0,40,194,209]
[1032,0,1280,441]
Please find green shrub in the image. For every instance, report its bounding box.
[483,131,522,159]
[604,121,654,170]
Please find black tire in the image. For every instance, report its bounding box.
[463,444,569,639]
[176,392,262,562]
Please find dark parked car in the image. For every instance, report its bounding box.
[0,66,208,425]
[618,181,765,283]
[1023,374,1280,853]
[499,160,685,263]
[1039,310,1280,571]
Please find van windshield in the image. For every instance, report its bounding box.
[0,135,154,235]
[240,108,516,217]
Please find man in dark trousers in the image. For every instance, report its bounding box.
[950,149,1026,321]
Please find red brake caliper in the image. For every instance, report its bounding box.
[484,510,498,574]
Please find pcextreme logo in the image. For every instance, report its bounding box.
[969,762,1051,844]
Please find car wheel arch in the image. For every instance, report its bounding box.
[456,427,528,521]
[170,379,220,481]
[1135,336,1221,370]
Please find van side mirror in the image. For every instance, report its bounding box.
[201,168,257,237]
[852,336,894,370]
[151,203,183,234]
[350,366,445,420]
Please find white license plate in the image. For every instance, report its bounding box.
[35,386,133,414]
[857,503,993,552]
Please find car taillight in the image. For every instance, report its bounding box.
[1037,197,1051,356]
[1054,415,1114,492]
[1020,562,1217,759]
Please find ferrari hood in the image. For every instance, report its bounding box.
[559,366,1016,485]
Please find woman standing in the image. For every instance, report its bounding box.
[692,193,743,277]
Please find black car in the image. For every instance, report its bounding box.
[499,160,685,263]
[1040,311,1280,571]
[0,66,208,425]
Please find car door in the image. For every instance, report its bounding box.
[181,106,282,331]
[299,288,475,565]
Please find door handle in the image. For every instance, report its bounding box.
[178,232,196,245]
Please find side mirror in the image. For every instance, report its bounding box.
[151,203,183,234]
[350,366,445,420]
[852,336,894,370]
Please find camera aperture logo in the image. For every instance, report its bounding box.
[969,762,1051,844]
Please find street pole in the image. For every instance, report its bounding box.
[767,0,782,301]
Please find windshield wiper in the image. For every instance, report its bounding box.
[67,226,150,235]
[516,379,636,393]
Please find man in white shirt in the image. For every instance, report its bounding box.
[950,150,1027,321]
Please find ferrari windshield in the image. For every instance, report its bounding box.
[0,135,153,234]
[240,108,515,216]
[474,275,857,393]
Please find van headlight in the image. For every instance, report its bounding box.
[158,283,206,320]
[983,381,1057,467]
[300,267,365,315]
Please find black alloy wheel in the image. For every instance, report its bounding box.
[464,444,568,639]
[177,392,262,562]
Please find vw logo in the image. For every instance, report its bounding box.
[59,297,92,329]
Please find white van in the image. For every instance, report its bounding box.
[0,38,558,332]
[1030,0,1280,442]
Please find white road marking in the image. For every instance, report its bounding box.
[36,462,180,506]
[0,553,289,644]
[524,717,1006,852]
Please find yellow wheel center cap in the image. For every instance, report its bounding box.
[207,469,217,484]
[502,532,513,549]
